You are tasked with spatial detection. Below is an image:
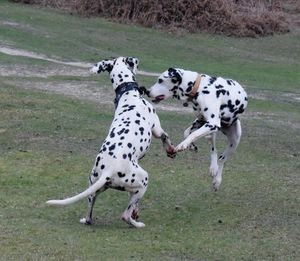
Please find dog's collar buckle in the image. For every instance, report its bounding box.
[187,74,202,102]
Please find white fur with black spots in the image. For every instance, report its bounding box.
[47,57,176,228]
[148,68,248,191]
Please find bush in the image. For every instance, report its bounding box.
[11,0,290,37]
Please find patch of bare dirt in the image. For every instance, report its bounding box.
[248,88,300,104]
[1,45,298,115]
[4,79,113,104]
[0,45,168,110]
[3,78,190,113]
[0,46,92,68]
[0,63,89,78]
[0,46,160,77]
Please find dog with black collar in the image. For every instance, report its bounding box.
[47,57,176,228]
[147,68,248,191]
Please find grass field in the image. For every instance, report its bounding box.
[0,1,299,260]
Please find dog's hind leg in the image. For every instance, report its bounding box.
[183,120,219,177]
[131,200,140,221]
[79,193,99,225]
[80,170,107,225]
[122,189,147,228]
[121,167,148,228]
[212,119,242,191]
[209,132,218,178]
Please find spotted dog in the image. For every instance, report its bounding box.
[148,68,248,191]
[47,57,175,228]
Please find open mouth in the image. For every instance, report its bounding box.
[152,95,165,104]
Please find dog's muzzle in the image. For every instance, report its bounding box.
[152,95,165,104]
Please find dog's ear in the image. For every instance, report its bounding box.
[168,68,183,85]
[90,59,114,74]
[125,57,139,74]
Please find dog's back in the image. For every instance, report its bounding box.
[98,88,156,170]
[47,57,175,228]
[198,75,248,127]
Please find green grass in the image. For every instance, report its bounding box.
[0,81,299,261]
[0,0,299,260]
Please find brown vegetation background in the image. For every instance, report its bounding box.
[11,0,299,37]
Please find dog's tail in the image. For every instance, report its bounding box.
[46,174,108,206]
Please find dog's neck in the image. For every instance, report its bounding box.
[187,74,203,101]
[173,71,200,101]
[114,82,139,108]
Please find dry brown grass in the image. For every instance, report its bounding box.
[11,0,291,37]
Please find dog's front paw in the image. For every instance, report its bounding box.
[167,151,176,158]
[166,146,177,158]
[175,142,189,152]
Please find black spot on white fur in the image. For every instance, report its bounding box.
[148,67,248,191]
[49,57,177,228]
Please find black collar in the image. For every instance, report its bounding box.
[114,82,140,108]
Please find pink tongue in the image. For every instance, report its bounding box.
[156,95,165,101]
[152,95,164,103]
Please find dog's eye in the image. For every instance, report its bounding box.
[158,79,163,84]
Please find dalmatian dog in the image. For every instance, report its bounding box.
[47,57,176,228]
[147,68,248,191]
